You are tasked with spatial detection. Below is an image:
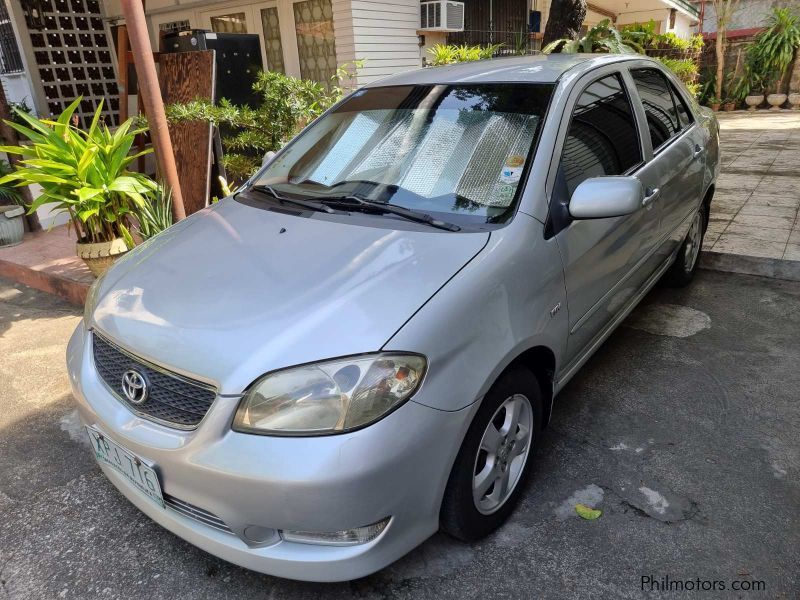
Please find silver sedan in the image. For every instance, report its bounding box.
[68,53,719,581]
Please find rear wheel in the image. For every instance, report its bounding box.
[663,205,705,288]
[440,366,542,541]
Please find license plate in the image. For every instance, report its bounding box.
[85,426,164,508]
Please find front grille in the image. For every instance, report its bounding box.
[164,494,233,534]
[92,332,217,429]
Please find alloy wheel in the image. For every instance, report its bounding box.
[472,394,533,515]
[684,211,703,271]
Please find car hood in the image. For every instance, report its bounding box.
[92,198,489,394]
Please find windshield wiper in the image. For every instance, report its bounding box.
[317,194,461,232]
[250,184,334,214]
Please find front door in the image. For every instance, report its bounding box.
[550,71,658,368]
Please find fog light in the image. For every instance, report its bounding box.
[280,517,390,546]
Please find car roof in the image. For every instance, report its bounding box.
[363,53,654,88]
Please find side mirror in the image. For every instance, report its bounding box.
[569,176,643,219]
[262,150,276,166]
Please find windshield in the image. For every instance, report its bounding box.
[251,83,554,226]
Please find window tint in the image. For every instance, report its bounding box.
[631,68,682,150]
[670,82,693,129]
[560,74,642,197]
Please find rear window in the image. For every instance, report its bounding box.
[631,68,684,150]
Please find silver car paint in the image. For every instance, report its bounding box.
[68,54,718,581]
[88,197,488,395]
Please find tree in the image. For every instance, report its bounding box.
[711,0,742,100]
[542,0,588,48]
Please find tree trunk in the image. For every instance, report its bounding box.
[715,30,724,100]
[0,82,41,232]
[542,0,588,47]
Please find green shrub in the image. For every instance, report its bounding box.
[426,43,503,66]
[544,19,642,54]
[167,63,362,180]
[656,57,700,97]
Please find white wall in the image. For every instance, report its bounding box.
[0,73,36,111]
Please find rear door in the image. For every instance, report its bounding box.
[627,67,706,260]
[547,70,658,367]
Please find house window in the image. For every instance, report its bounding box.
[210,13,248,34]
[293,0,337,84]
[159,20,192,34]
[0,3,24,74]
[260,8,286,74]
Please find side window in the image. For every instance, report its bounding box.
[631,68,681,150]
[560,73,642,197]
[670,82,693,129]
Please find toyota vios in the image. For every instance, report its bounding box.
[68,54,719,581]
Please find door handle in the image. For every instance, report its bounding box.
[642,187,660,207]
[692,144,704,159]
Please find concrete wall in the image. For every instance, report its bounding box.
[700,0,789,34]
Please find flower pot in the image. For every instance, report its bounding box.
[710,103,721,112]
[723,102,736,111]
[0,205,25,248]
[788,93,800,110]
[767,93,787,110]
[744,94,764,111]
[76,237,128,277]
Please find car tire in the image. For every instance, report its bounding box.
[663,205,706,288]
[440,366,543,542]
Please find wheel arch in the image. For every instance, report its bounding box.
[505,345,557,428]
[701,184,714,232]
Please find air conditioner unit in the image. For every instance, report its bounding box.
[420,1,465,32]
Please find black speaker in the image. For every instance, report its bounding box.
[529,10,541,33]
[161,29,264,108]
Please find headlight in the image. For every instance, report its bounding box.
[83,272,106,325]
[232,353,426,435]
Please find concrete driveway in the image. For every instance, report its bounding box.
[0,270,798,599]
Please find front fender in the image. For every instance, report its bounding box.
[382,213,568,412]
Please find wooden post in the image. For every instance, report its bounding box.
[0,82,40,231]
[119,0,186,221]
[116,24,129,123]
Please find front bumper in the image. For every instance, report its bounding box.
[67,322,477,582]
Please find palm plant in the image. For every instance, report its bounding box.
[543,19,643,54]
[747,7,800,93]
[0,98,156,247]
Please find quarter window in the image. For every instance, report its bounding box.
[560,73,642,197]
[631,68,684,150]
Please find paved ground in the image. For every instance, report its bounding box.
[706,111,800,261]
[1,271,798,599]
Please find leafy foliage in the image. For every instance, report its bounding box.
[746,7,800,92]
[134,183,173,241]
[0,98,157,246]
[0,160,21,205]
[620,21,703,52]
[167,63,362,181]
[426,43,503,66]
[656,57,701,97]
[543,19,642,54]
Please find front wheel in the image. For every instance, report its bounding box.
[440,366,542,541]
[663,205,705,288]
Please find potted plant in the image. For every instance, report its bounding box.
[723,97,736,111]
[748,8,800,111]
[789,91,800,110]
[0,98,156,276]
[708,96,722,111]
[0,205,24,247]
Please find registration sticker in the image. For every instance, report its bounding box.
[499,154,525,184]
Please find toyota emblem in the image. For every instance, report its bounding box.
[121,369,149,405]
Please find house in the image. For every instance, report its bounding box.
[2,0,700,128]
